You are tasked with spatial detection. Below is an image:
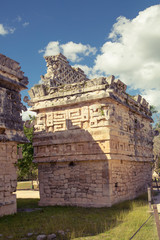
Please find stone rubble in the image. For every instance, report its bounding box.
[37,235,47,240]
[47,233,57,239]
[0,232,61,239]
[27,233,34,237]
[36,234,58,240]
[29,53,154,207]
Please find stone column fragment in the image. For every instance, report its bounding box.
[0,54,28,216]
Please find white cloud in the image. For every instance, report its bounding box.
[73,64,102,79]
[40,41,60,56]
[22,22,29,27]
[94,5,160,84]
[39,41,97,62]
[73,64,93,76]
[61,41,97,62]
[9,27,16,34]
[92,4,160,110]
[0,24,15,35]
[0,24,8,35]
[142,89,160,112]
[38,49,44,54]
[17,16,22,22]
[21,109,37,121]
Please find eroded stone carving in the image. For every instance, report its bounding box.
[29,53,153,207]
[40,53,88,87]
[0,54,28,216]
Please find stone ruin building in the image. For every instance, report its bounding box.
[29,53,153,207]
[0,54,28,216]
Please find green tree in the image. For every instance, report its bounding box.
[154,119,160,172]
[150,105,158,114]
[17,116,38,186]
[149,105,160,174]
[152,103,160,174]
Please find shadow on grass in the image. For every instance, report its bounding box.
[0,194,148,240]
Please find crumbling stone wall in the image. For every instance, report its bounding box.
[0,54,28,216]
[29,53,153,207]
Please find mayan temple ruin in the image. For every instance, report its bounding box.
[29,53,153,207]
[0,54,28,216]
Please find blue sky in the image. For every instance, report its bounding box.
[1,0,160,117]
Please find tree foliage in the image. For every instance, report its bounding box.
[150,105,158,114]
[17,117,38,181]
[153,115,160,173]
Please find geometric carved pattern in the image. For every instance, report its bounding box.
[36,140,110,157]
[36,105,113,132]
[35,104,120,132]
[41,53,88,87]
[89,104,110,128]
[34,101,153,162]
[44,106,90,132]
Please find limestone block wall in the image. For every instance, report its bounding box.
[109,160,151,205]
[38,161,110,207]
[0,54,28,216]
[0,143,17,216]
[29,53,153,207]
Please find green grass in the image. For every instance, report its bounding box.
[0,194,158,240]
[75,203,157,240]
[17,181,38,190]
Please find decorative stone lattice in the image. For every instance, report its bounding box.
[29,53,153,207]
[40,53,88,87]
[0,54,28,216]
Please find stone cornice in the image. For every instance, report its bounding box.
[0,73,28,91]
[29,76,152,121]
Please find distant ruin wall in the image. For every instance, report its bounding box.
[0,54,28,216]
[29,53,153,207]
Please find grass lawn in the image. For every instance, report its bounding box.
[0,194,158,240]
[17,181,39,190]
